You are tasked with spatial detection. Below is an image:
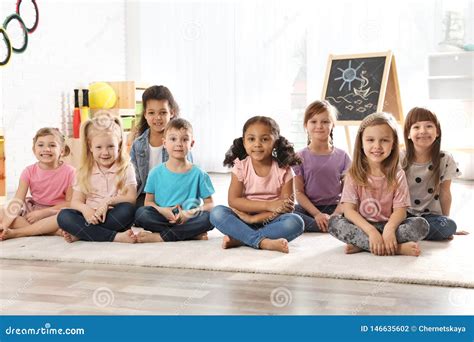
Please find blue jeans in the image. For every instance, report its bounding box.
[294,204,337,232]
[57,203,136,242]
[135,206,213,241]
[210,205,304,249]
[408,213,457,240]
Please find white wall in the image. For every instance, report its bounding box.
[128,0,473,176]
[0,0,127,192]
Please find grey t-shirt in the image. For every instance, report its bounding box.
[402,150,461,216]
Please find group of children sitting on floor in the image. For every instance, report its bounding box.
[1,85,467,256]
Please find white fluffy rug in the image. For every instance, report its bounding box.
[1,230,472,288]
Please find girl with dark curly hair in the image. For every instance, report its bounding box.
[210,116,304,253]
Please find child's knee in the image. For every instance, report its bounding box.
[210,205,229,223]
[328,214,343,235]
[134,206,152,223]
[57,209,74,227]
[413,217,430,239]
[441,217,457,236]
[282,214,304,235]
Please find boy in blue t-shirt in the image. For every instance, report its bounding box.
[134,119,215,242]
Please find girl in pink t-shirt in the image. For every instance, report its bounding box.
[210,116,304,253]
[1,128,75,240]
[328,113,429,256]
[57,113,137,243]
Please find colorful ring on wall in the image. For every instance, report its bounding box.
[16,0,39,34]
[0,27,12,66]
[3,13,28,54]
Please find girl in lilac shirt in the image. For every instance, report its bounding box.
[293,100,351,232]
[210,116,304,253]
[1,128,75,240]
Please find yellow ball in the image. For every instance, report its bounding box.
[89,82,117,109]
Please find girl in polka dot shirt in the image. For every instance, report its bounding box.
[401,107,463,240]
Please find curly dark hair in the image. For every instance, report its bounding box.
[136,85,180,136]
[223,116,301,168]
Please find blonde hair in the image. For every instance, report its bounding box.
[32,127,70,158]
[349,112,400,189]
[77,112,129,195]
[303,100,338,145]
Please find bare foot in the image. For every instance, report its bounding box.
[53,229,63,237]
[222,235,242,249]
[345,244,363,254]
[447,235,454,240]
[113,230,136,243]
[136,231,163,243]
[0,228,15,241]
[455,230,470,235]
[62,230,79,243]
[397,241,420,256]
[191,232,208,240]
[259,238,289,253]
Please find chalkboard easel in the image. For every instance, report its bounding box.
[321,51,403,153]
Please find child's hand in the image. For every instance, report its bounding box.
[176,207,200,225]
[231,208,255,224]
[94,205,109,223]
[382,229,398,255]
[160,206,180,223]
[83,207,99,225]
[267,198,294,214]
[368,231,385,256]
[314,213,330,232]
[25,210,47,224]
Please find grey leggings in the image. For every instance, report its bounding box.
[328,215,429,251]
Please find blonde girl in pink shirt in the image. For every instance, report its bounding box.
[1,128,75,240]
[210,116,304,253]
[57,113,137,243]
[328,113,429,256]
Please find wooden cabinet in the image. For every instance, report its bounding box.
[64,81,148,169]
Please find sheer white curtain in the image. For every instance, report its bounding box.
[136,0,305,171]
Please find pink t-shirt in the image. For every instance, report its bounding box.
[20,163,76,206]
[74,163,137,209]
[232,156,294,201]
[341,168,410,222]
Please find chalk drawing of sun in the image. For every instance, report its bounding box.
[334,61,365,91]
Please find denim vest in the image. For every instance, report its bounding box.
[130,128,193,196]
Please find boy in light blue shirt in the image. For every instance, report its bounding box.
[134,119,215,242]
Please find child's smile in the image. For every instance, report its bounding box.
[362,124,394,165]
[409,120,438,150]
[34,135,62,168]
[90,134,120,169]
[145,99,172,134]
[243,123,276,162]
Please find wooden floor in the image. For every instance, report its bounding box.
[1,174,473,315]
